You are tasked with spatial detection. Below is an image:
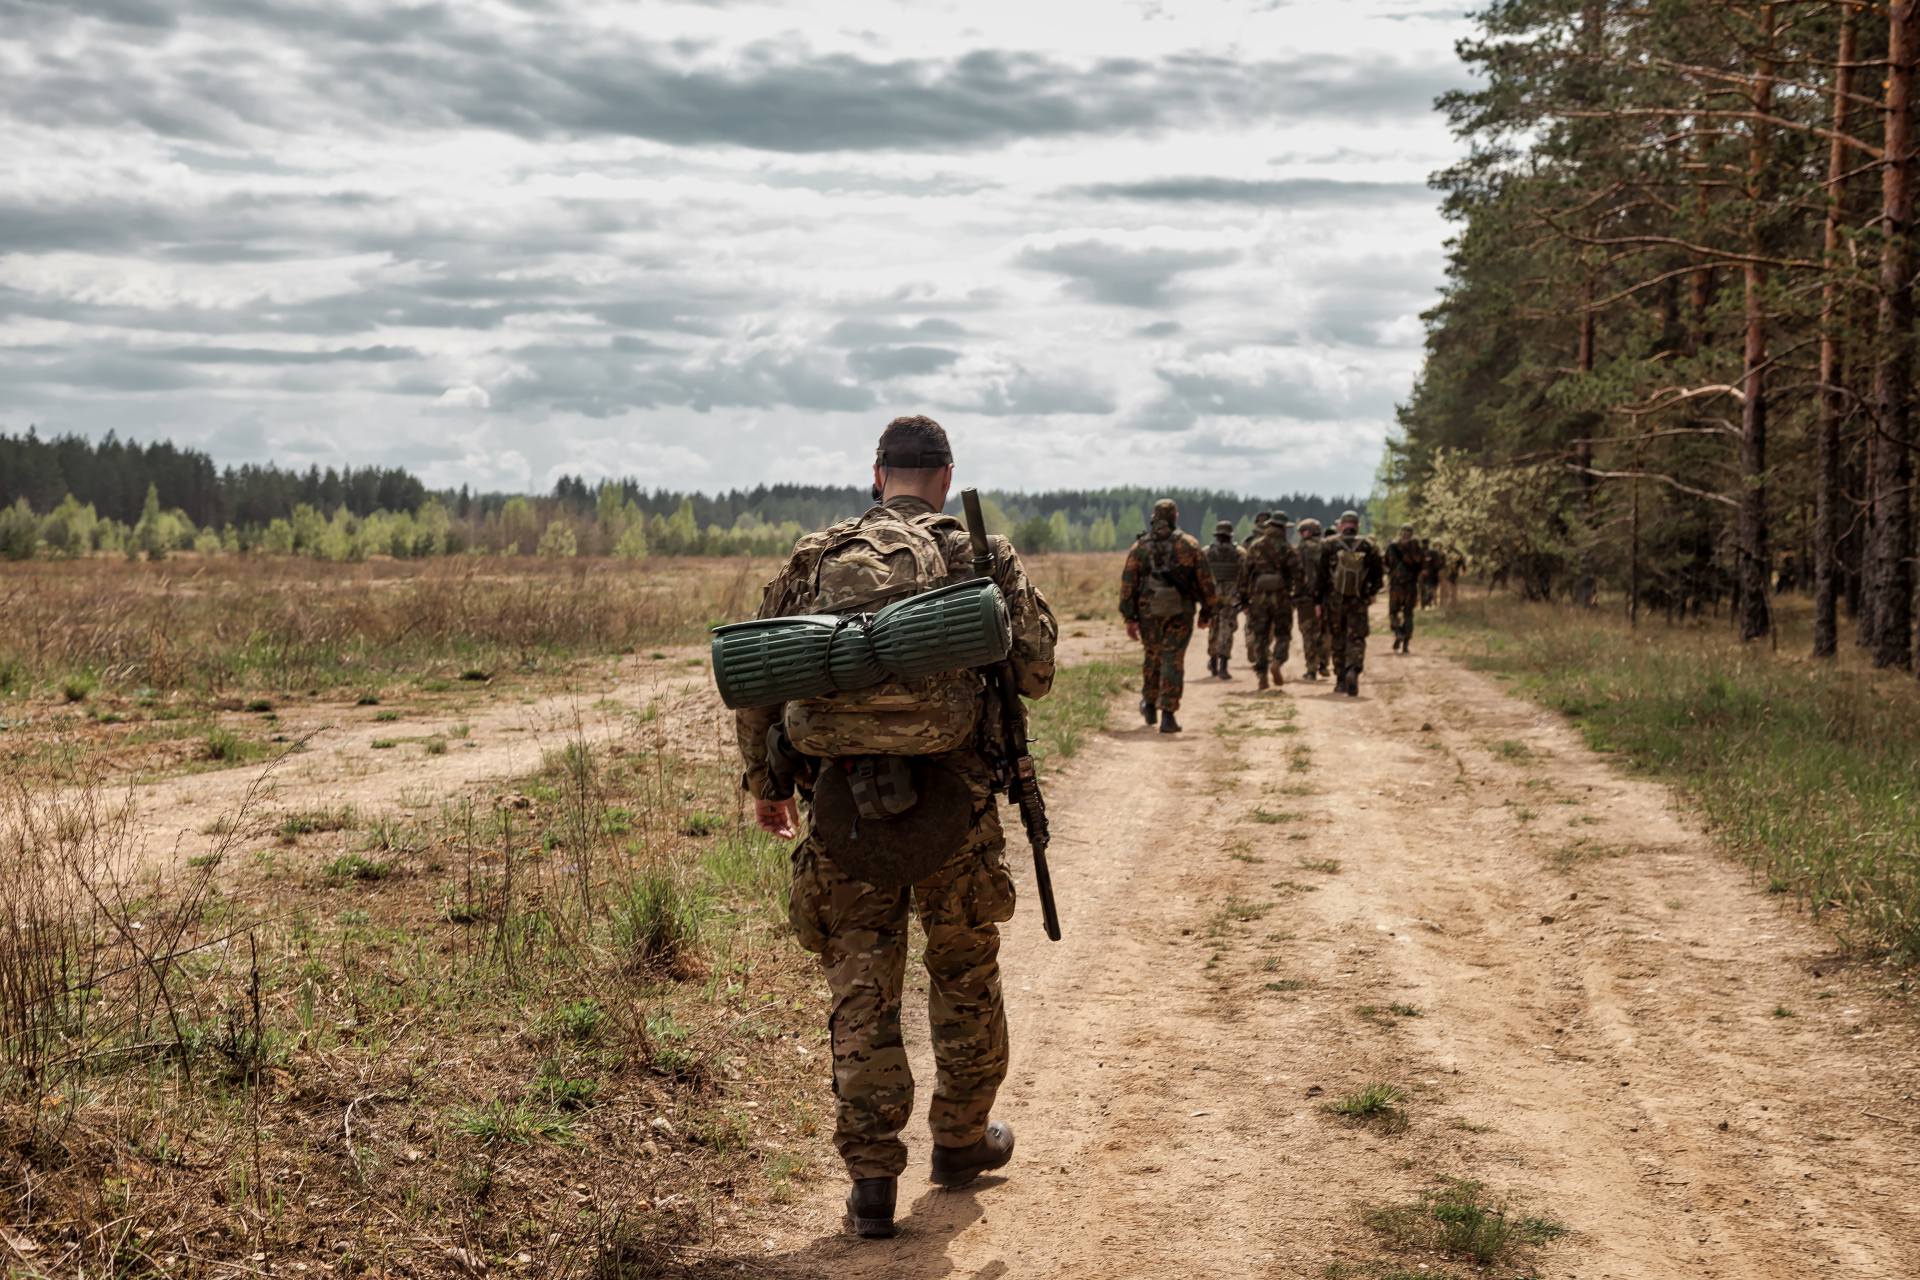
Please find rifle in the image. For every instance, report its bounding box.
[961,488,1062,942]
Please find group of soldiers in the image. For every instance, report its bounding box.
[734,422,1466,1240]
[1120,500,1422,725]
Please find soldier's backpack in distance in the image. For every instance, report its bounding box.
[1333,543,1368,598]
[1145,535,1187,618]
[781,510,984,757]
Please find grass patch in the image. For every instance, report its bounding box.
[1298,857,1342,874]
[1329,1081,1408,1131]
[323,853,393,882]
[1029,660,1130,765]
[277,805,357,839]
[1363,1178,1566,1266]
[61,672,98,703]
[449,1099,575,1146]
[1435,598,1920,960]
[1248,808,1299,825]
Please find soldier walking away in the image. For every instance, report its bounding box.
[1385,525,1425,654]
[1418,537,1443,610]
[1293,518,1331,680]
[734,416,1058,1239]
[1239,514,1295,690]
[1444,546,1465,605]
[1121,498,1218,734]
[1315,509,1384,696]
[1242,511,1272,548]
[1203,520,1245,679]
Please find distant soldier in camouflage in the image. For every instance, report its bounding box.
[1419,537,1443,609]
[1121,498,1218,734]
[1314,509,1384,696]
[1242,510,1272,549]
[736,416,1057,1238]
[1385,525,1425,654]
[1203,520,1244,679]
[1292,518,1331,680]
[1238,514,1295,690]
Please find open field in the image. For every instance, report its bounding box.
[2,558,1917,1276]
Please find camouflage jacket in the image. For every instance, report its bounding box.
[1385,539,1426,587]
[1238,528,1296,602]
[1315,532,1385,604]
[1120,528,1219,624]
[1293,536,1328,601]
[734,496,1058,798]
[1202,538,1245,603]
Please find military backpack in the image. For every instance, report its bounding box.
[1143,534,1188,619]
[1332,541,1369,599]
[1295,538,1326,597]
[779,509,983,758]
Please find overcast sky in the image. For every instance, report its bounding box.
[0,0,1475,498]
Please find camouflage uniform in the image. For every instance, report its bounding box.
[1419,539,1443,608]
[1293,521,1331,678]
[1202,523,1244,674]
[1315,519,1385,682]
[1120,500,1218,714]
[1238,523,1295,686]
[736,495,1058,1182]
[1385,529,1425,649]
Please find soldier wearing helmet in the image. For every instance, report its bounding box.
[1120,498,1218,733]
[1202,519,1245,679]
[1385,523,1426,654]
[1291,517,1331,680]
[1314,509,1384,696]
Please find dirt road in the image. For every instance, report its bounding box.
[751,631,1920,1278]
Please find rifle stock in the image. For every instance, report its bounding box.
[960,488,1063,942]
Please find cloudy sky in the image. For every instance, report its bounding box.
[0,0,1475,498]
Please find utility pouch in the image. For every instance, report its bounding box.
[811,757,972,890]
[1146,575,1186,619]
[1252,572,1284,596]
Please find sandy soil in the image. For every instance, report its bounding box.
[118,652,732,867]
[741,620,1920,1278]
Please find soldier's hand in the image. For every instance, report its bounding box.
[1126,621,1140,642]
[755,797,799,839]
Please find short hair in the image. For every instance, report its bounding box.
[875,416,953,469]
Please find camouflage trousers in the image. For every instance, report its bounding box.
[1139,613,1196,712]
[1327,595,1372,675]
[787,753,1014,1181]
[1294,599,1328,675]
[1389,581,1418,641]
[1243,594,1290,672]
[1208,596,1240,661]
[1420,578,1438,608]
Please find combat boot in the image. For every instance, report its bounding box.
[1256,666,1268,691]
[1345,668,1360,697]
[931,1120,1016,1188]
[1220,659,1233,680]
[845,1177,898,1238]
[1334,670,1350,695]
[1140,698,1158,727]
[1159,711,1182,734]
[1269,662,1285,688]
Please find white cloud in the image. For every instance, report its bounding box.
[0,0,1473,497]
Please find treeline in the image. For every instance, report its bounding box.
[1395,0,1919,675]
[0,429,1361,561]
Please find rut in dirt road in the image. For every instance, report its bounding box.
[750,632,1920,1280]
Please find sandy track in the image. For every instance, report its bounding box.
[121,653,729,867]
[748,623,1920,1278]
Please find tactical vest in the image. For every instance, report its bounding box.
[1203,540,1241,593]
[1246,533,1288,599]
[780,508,983,757]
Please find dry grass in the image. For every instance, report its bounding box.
[0,733,824,1274]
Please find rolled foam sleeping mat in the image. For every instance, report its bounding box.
[709,579,1012,710]
[867,579,1012,679]
[709,615,870,710]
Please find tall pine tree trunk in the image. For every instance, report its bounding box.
[1737,4,1776,643]
[1871,2,1918,669]
[1815,6,1858,657]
